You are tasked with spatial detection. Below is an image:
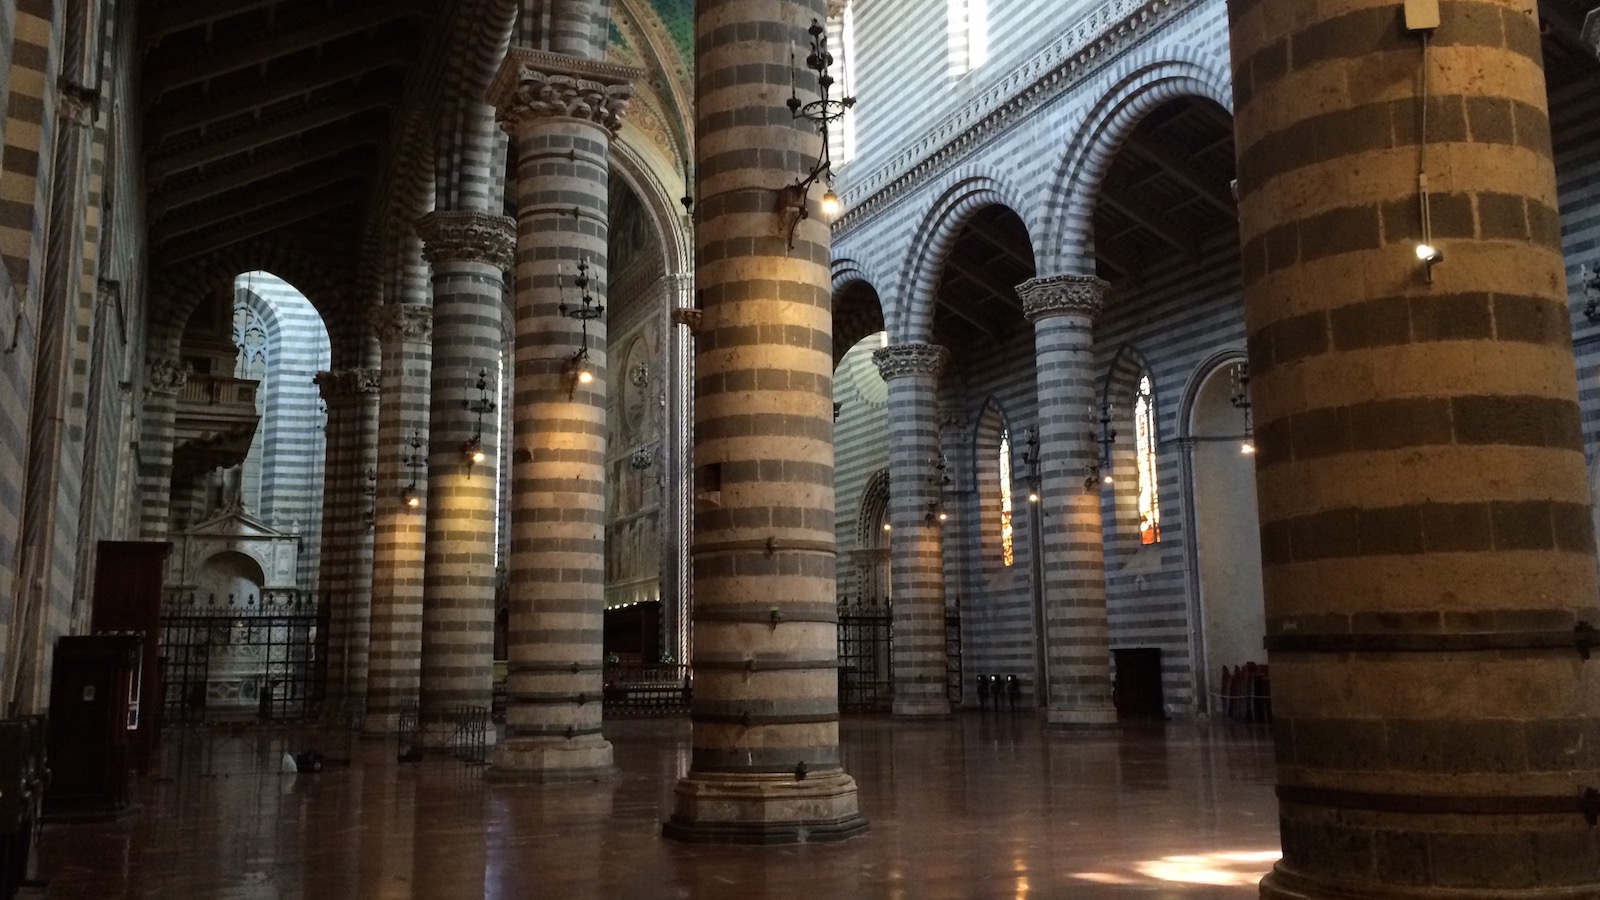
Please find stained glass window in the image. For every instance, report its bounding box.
[1135,375,1161,545]
[999,429,1014,566]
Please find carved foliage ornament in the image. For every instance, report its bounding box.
[368,304,433,343]
[146,356,190,395]
[872,342,950,382]
[1017,274,1108,323]
[490,48,641,135]
[415,210,516,273]
[314,367,381,400]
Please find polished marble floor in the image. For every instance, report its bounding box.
[34,715,1281,899]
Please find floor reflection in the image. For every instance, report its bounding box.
[35,715,1279,899]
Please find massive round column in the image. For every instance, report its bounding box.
[1017,274,1116,727]
[414,209,514,742]
[363,302,432,734]
[1229,1,1600,895]
[663,0,866,843]
[313,366,380,718]
[487,48,634,781]
[872,341,952,717]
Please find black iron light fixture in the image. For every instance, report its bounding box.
[1583,263,1600,324]
[1023,426,1041,504]
[1230,361,1255,456]
[777,18,855,249]
[1086,403,1116,490]
[560,259,604,397]
[400,430,424,509]
[461,368,496,475]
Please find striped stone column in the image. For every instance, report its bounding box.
[663,0,867,843]
[1231,1,1600,896]
[137,356,187,540]
[486,48,634,781]
[313,367,380,717]
[1017,274,1115,727]
[414,209,514,743]
[872,342,951,717]
[363,303,432,734]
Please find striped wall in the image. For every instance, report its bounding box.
[1554,81,1600,501]
[0,0,148,711]
[235,273,331,590]
[831,0,1241,714]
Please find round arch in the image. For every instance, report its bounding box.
[832,259,888,369]
[149,238,345,363]
[898,172,1038,343]
[1039,52,1233,275]
[1178,351,1264,715]
[611,134,692,279]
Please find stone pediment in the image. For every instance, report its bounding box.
[185,507,286,539]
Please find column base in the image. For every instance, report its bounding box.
[1044,703,1118,727]
[361,712,400,736]
[663,770,869,844]
[893,697,951,717]
[485,736,616,783]
[1261,864,1600,899]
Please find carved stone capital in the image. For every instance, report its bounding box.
[872,342,950,382]
[314,367,382,401]
[489,47,641,136]
[416,210,516,272]
[368,303,433,343]
[146,356,189,395]
[57,84,98,128]
[1017,274,1107,323]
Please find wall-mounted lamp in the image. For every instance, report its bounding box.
[1582,263,1599,324]
[1230,362,1255,456]
[1022,426,1042,502]
[1416,241,1444,283]
[778,18,855,249]
[400,430,424,509]
[560,259,605,397]
[1085,404,1116,490]
[461,368,496,475]
[925,499,947,525]
[363,467,377,530]
[630,444,656,471]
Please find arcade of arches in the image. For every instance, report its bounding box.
[1,0,1599,896]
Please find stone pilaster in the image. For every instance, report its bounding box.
[137,356,188,540]
[663,272,694,669]
[663,0,867,844]
[1230,2,1600,896]
[314,366,381,717]
[872,342,951,716]
[363,298,433,734]
[486,47,636,782]
[1017,273,1116,727]
[414,207,514,742]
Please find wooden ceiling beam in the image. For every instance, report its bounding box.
[933,294,999,340]
[148,90,390,180]
[152,151,373,218]
[156,186,365,265]
[1127,139,1236,217]
[144,0,283,44]
[145,1,423,100]
[945,255,1023,309]
[1098,183,1201,258]
[147,46,408,141]
[156,161,371,240]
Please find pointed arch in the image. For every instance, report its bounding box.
[1038,51,1232,275]
[899,172,1037,342]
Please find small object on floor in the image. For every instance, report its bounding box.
[280,752,298,773]
[397,747,423,763]
[293,750,325,773]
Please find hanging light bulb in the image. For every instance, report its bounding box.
[820,189,841,219]
[1241,441,1256,455]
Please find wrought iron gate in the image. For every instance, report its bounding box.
[837,603,892,711]
[159,613,320,723]
[836,603,963,711]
